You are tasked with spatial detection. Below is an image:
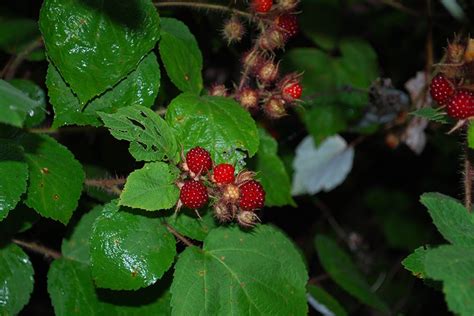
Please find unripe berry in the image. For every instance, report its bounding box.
[276,0,299,11]
[257,59,279,83]
[209,84,228,97]
[180,180,209,209]
[222,17,245,45]
[264,96,286,119]
[222,184,240,203]
[237,87,259,110]
[258,28,286,51]
[237,210,259,228]
[242,50,263,74]
[213,203,233,222]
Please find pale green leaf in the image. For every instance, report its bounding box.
[0,79,40,127]
[99,105,179,162]
[119,162,180,211]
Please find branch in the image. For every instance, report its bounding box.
[165,223,195,247]
[85,177,126,195]
[12,238,61,259]
[464,133,473,212]
[154,1,253,20]
[3,37,44,80]
[378,0,421,16]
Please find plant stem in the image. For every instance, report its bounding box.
[154,1,253,19]
[85,178,126,195]
[12,239,61,259]
[3,37,44,80]
[464,135,473,212]
[165,223,195,247]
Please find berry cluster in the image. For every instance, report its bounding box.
[176,146,266,228]
[429,38,474,121]
[211,0,303,118]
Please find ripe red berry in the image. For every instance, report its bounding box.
[429,74,455,106]
[283,82,302,101]
[446,89,474,119]
[238,180,265,211]
[213,163,235,184]
[180,180,208,209]
[276,14,298,39]
[185,147,212,174]
[252,0,273,13]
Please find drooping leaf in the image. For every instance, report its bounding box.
[424,245,474,316]
[9,79,47,127]
[90,201,176,290]
[166,93,259,165]
[18,133,84,224]
[292,135,354,196]
[0,140,28,221]
[48,259,171,316]
[420,193,474,246]
[0,79,41,127]
[315,235,388,312]
[0,243,34,315]
[165,207,217,242]
[48,52,161,128]
[99,105,179,162]
[402,246,429,279]
[159,18,203,94]
[302,103,348,145]
[62,205,104,265]
[256,128,295,207]
[307,285,348,316]
[171,225,308,315]
[39,0,160,104]
[119,162,180,211]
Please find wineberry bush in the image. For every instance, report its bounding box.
[1,0,474,315]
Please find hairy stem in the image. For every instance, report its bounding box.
[165,223,195,247]
[12,239,61,259]
[154,1,253,19]
[3,37,44,80]
[85,178,126,195]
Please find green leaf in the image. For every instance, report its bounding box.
[9,79,47,127]
[39,0,160,104]
[255,129,295,207]
[402,246,429,279]
[424,245,474,316]
[0,140,28,221]
[166,93,259,164]
[18,133,84,224]
[411,107,448,124]
[159,18,203,94]
[90,201,176,290]
[165,207,217,242]
[62,206,104,265]
[0,243,34,315]
[0,18,44,61]
[307,285,348,316]
[171,225,308,315]
[315,235,388,312]
[469,123,474,149]
[99,105,179,162]
[47,52,161,128]
[48,259,171,316]
[120,162,180,211]
[420,192,474,246]
[301,103,348,145]
[0,79,41,127]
